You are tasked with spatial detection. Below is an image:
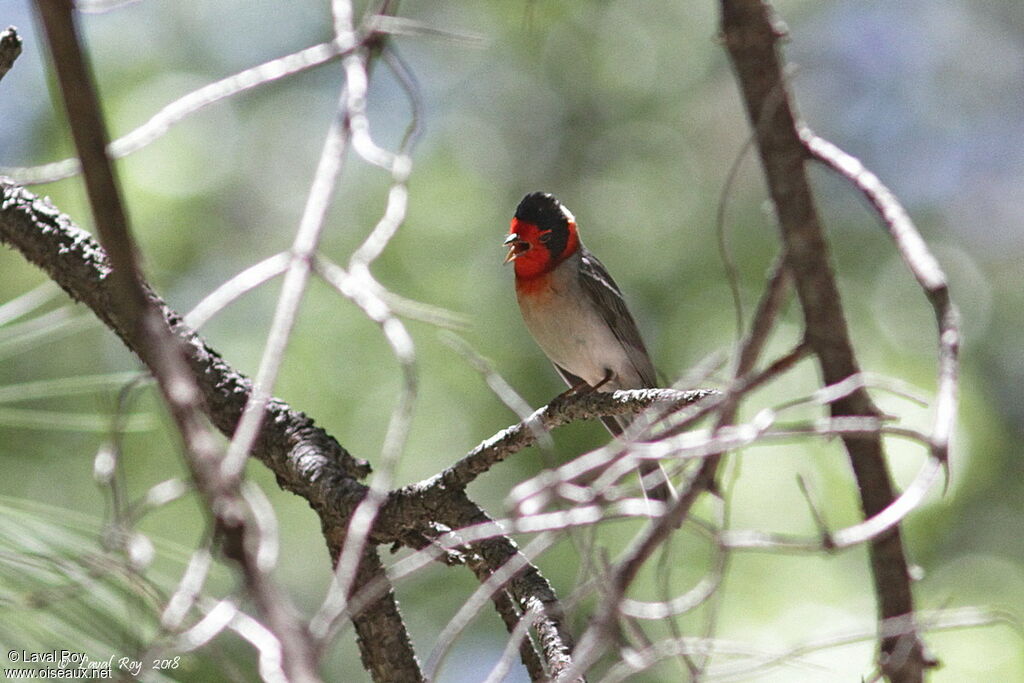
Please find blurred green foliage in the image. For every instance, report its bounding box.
[1,0,1022,681]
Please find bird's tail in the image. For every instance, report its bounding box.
[601,415,677,503]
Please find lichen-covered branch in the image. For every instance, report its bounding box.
[0,178,413,681]
[442,387,715,490]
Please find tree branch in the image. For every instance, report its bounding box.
[0,40,354,183]
[801,129,960,482]
[33,3,323,678]
[344,546,423,682]
[442,388,715,491]
[0,178,416,679]
[441,490,577,681]
[2,179,606,680]
[719,1,938,680]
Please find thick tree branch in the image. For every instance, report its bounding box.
[719,1,937,680]
[34,2,324,678]
[0,178,414,680]
[343,547,423,683]
[441,490,577,681]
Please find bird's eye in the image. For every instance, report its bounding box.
[539,232,552,244]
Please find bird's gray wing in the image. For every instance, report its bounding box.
[576,247,657,388]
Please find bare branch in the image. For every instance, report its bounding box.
[483,600,548,683]
[443,388,715,492]
[184,252,291,330]
[442,491,577,680]
[219,86,352,482]
[719,1,945,679]
[33,2,321,678]
[345,547,424,683]
[441,332,547,433]
[601,607,1015,683]
[425,533,559,680]
[0,179,370,493]
[309,252,419,648]
[0,180,429,679]
[1,39,352,184]
[802,128,960,482]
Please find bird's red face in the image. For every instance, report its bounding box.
[504,192,579,280]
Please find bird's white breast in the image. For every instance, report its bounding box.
[516,254,645,391]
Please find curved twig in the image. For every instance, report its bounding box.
[719,1,951,680]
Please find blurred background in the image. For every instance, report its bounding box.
[0,0,1021,680]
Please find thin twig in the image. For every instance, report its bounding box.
[715,127,757,341]
[795,474,833,548]
[440,331,555,450]
[802,127,960,486]
[442,491,577,680]
[483,601,547,683]
[1,39,352,183]
[308,255,418,643]
[522,343,804,512]
[218,86,351,481]
[184,252,291,330]
[296,8,426,672]
[701,607,1017,683]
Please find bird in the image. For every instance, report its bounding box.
[503,191,675,502]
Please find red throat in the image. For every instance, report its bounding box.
[508,218,579,281]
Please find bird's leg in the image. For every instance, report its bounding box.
[558,369,615,400]
[555,378,592,400]
[590,368,615,392]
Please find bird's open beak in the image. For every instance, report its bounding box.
[503,232,523,263]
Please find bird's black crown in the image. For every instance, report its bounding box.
[515,192,571,231]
